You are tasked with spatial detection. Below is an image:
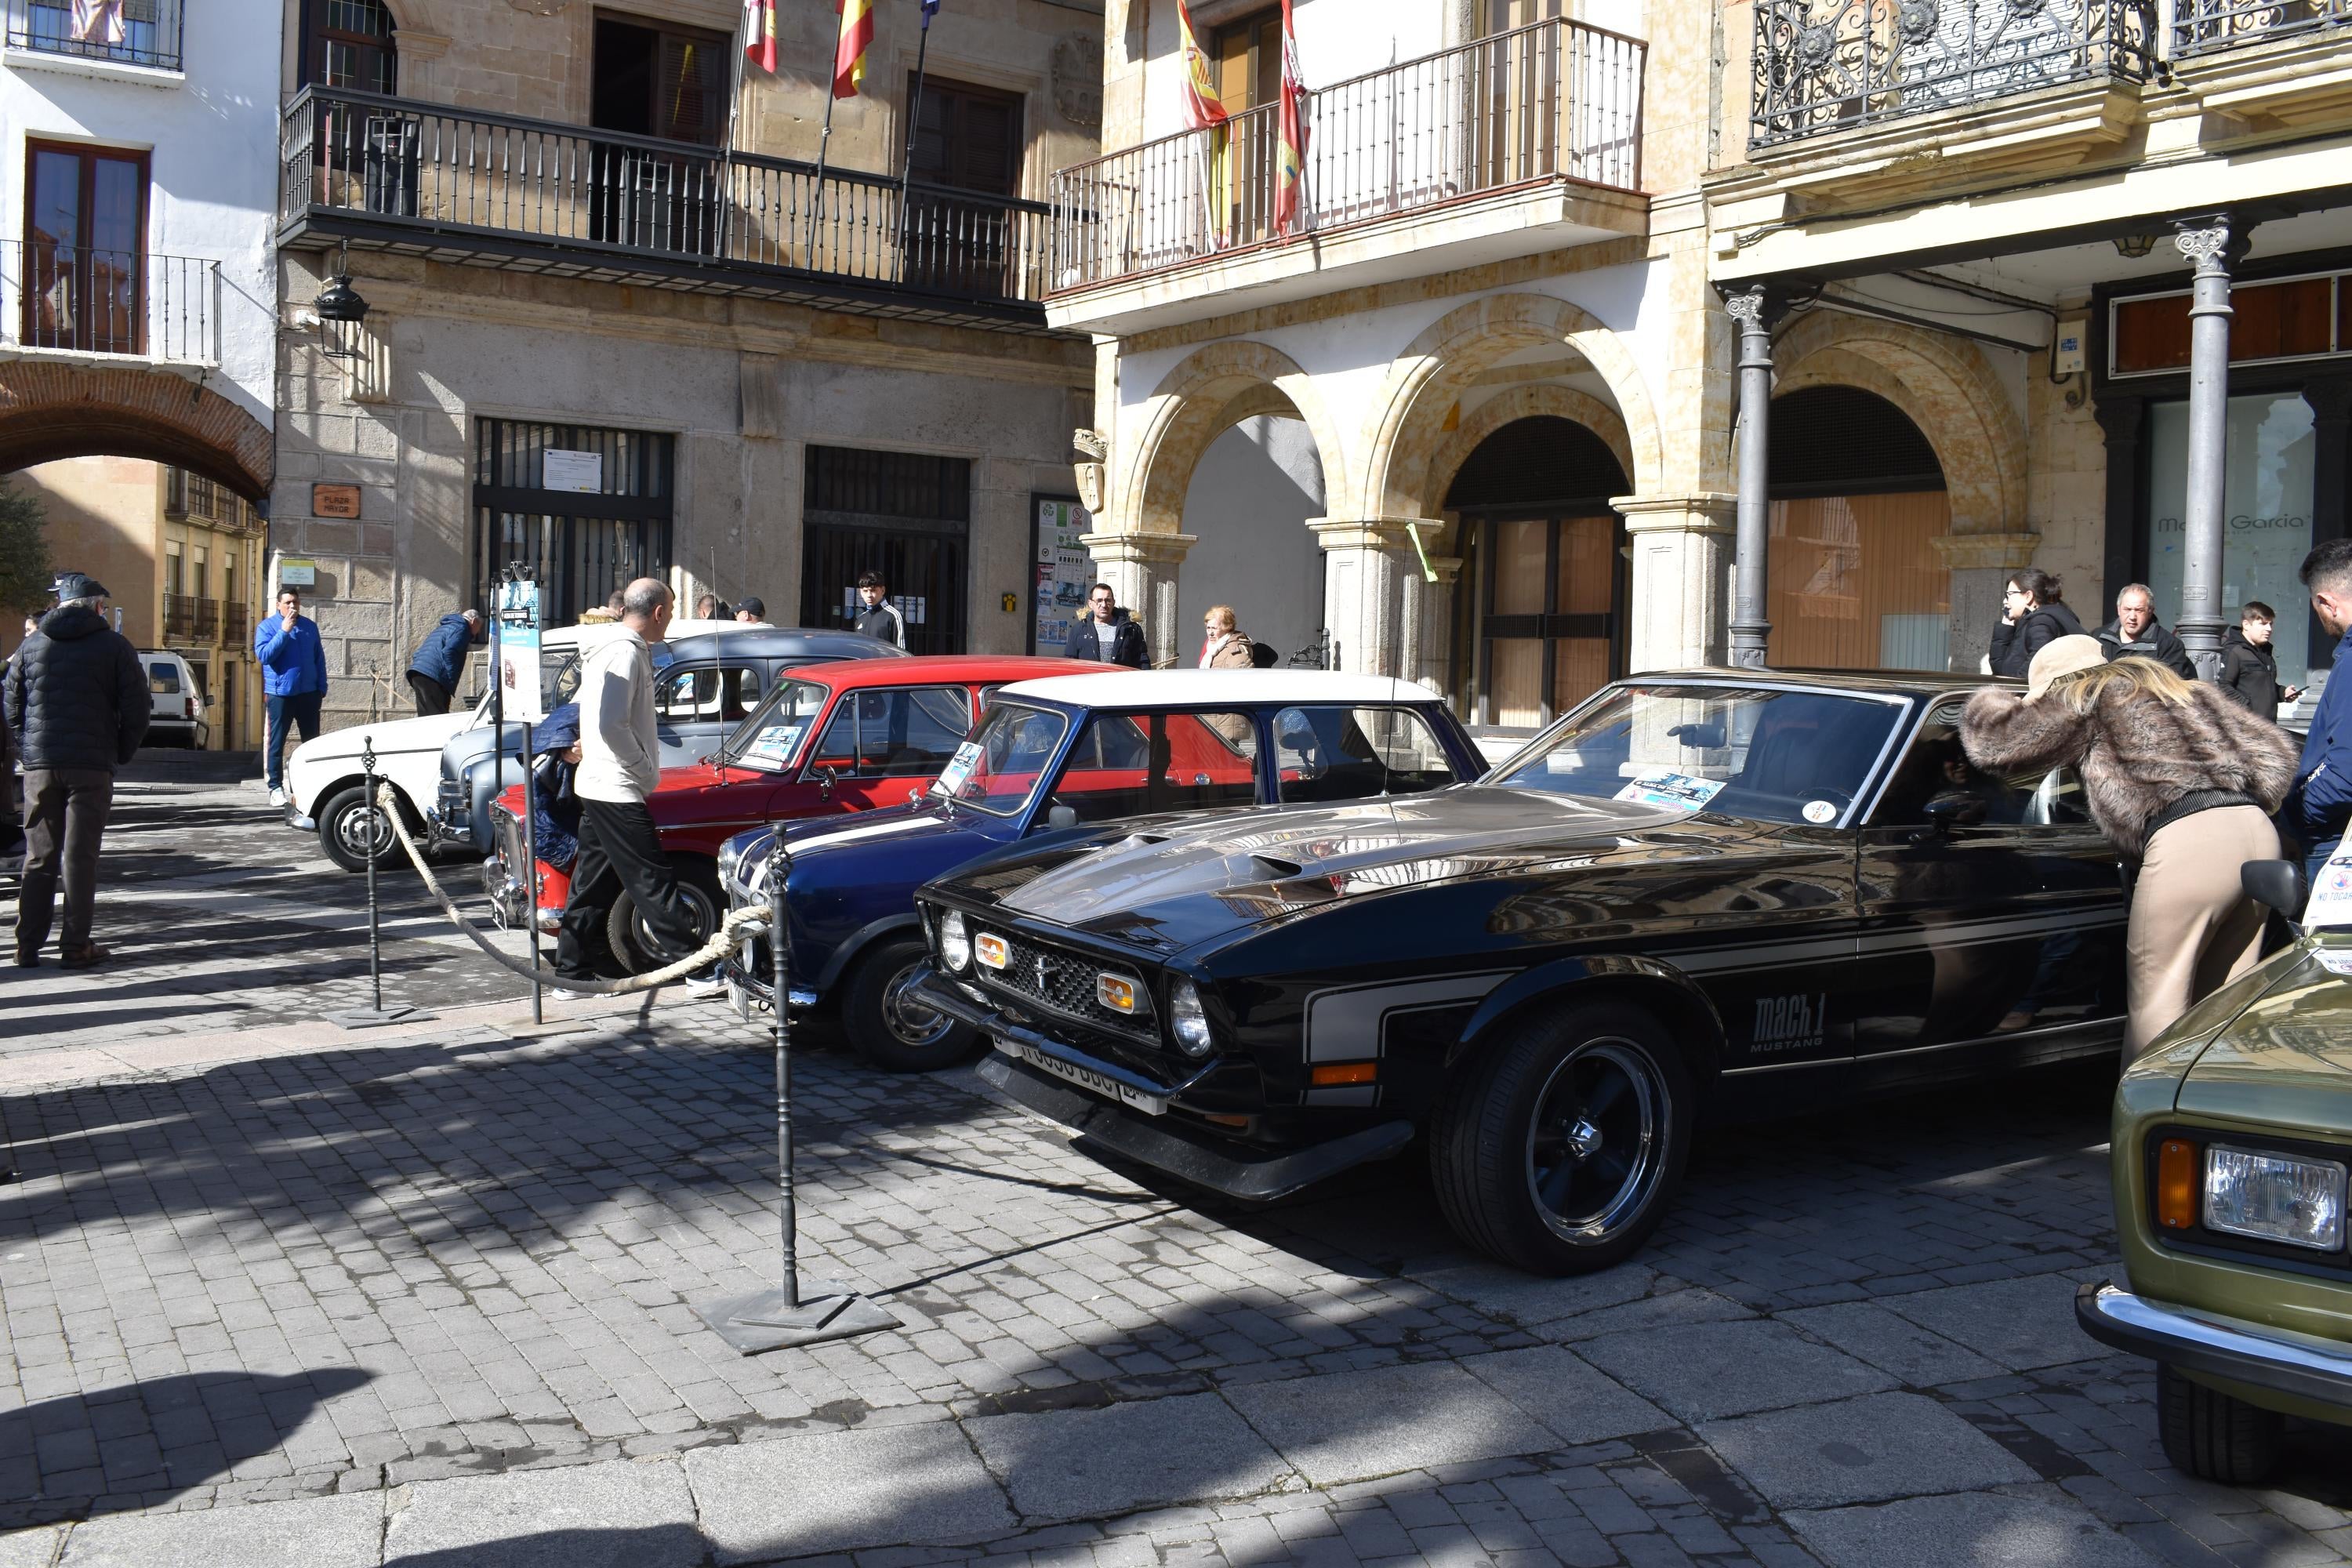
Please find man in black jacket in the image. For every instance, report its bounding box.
[2218,601,2299,716]
[2,574,149,968]
[2096,583,2197,680]
[1064,583,1149,668]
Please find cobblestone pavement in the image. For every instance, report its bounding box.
[2,775,2350,1566]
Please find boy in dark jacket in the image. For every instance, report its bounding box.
[3,574,148,967]
[405,608,481,716]
[2217,601,2299,717]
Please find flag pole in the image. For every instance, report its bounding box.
[719,5,752,259]
[807,5,847,270]
[893,4,936,284]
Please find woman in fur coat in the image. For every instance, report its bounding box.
[1961,634,2299,1060]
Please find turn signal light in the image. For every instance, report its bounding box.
[1097,974,1138,1014]
[1311,1062,1377,1087]
[975,932,1008,971]
[2158,1138,2199,1230]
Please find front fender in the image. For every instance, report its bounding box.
[1450,952,1726,1082]
[813,913,926,995]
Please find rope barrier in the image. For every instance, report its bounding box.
[373,783,768,996]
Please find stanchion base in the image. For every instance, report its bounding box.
[329,1006,434,1031]
[492,1018,594,1040]
[695,1283,900,1355]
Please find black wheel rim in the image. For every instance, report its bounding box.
[880,959,952,1047]
[1524,1038,1667,1244]
[629,884,715,967]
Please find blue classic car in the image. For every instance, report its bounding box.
[717,670,1486,1071]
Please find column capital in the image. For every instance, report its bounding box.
[1929,532,2041,572]
[2172,216,2253,274]
[2090,393,2144,443]
[1718,284,1795,328]
[1613,492,1737,534]
[1305,517,1439,551]
[1076,531,1197,566]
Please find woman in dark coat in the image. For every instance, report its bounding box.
[1988,567,2086,679]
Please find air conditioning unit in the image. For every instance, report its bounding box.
[363,117,420,219]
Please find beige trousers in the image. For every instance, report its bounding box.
[2125,804,2278,1059]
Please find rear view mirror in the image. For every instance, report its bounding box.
[2244,860,2310,920]
[1047,804,1078,829]
[1668,722,1725,749]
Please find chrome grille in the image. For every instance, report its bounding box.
[978,931,1149,1036]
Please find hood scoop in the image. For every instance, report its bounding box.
[1250,855,1304,880]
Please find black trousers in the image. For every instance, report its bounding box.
[19,768,113,956]
[556,798,696,978]
[408,672,452,717]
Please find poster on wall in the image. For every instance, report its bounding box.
[1030,495,1095,655]
[495,577,544,723]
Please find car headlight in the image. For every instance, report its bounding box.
[2204,1144,2347,1251]
[718,837,744,886]
[940,910,971,972]
[1170,978,1213,1058]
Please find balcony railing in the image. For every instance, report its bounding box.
[2173,0,2352,57]
[1751,0,2156,149]
[0,241,220,365]
[162,595,216,643]
[3,0,183,71]
[278,87,1054,314]
[223,601,249,644]
[1049,18,1644,295]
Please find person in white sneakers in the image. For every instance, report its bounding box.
[551,579,721,1000]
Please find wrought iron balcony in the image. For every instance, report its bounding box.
[162,594,216,643]
[1750,0,2156,150]
[0,240,220,365]
[1050,18,1644,295]
[3,0,183,71]
[2173,0,2352,58]
[278,88,1056,334]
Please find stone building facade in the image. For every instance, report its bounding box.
[1061,0,2352,731]
[273,0,1104,728]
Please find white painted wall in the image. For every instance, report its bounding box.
[1178,416,1327,666]
[0,1,281,428]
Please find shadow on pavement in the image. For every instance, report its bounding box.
[0,1369,371,1528]
[385,1523,712,1568]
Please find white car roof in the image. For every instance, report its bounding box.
[994,670,1444,710]
[540,616,745,649]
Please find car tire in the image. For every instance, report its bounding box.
[1429,1000,1693,1276]
[606,862,723,975]
[317,783,408,874]
[843,935,978,1073]
[2158,1363,2281,1484]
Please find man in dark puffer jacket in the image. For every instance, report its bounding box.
[3,574,149,968]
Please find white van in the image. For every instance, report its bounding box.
[136,650,208,748]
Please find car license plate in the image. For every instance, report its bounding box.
[994,1036,1167,1116]
[726,972,751,1022]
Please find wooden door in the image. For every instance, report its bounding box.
[904,77,1023,294]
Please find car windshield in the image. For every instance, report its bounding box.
[928,702,1072,815]
[1491,683,1907,828]
[718,677,834,771]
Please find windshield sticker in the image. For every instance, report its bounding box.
[1802,800,1838,825]
[2305,850,2352,931]
[935,740,983,798]
[749,724,804,761]
[2317,950,2352,978]
[1614,771,1726,813]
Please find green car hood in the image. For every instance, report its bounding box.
[2177,939,2352,1134]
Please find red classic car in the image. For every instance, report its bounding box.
[485,655,1102,969]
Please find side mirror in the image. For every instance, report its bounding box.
[1047,804,1078,829]
[816,764,836,798]
[2243,860,2309,920]
[1907,796,1972,845]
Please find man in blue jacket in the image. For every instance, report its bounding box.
[405,608,481,717]
[2288,539,2352,880]
[256,584,328,808]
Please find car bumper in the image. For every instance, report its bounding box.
[2076,1281,2352,1410]
[913,970,1412,1203]
[717,958,817,1022]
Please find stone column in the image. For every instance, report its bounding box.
[1931,532,2042,675]
[1724,286,1789,670]
[1308,519,1438,677]
[1412,554,1464,693]
[1615,493,1736,672]
[2174,216,2254,680]
[1076,530,1194,666]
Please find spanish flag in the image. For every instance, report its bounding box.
[742,0,775,73]
[833,0,874,99]
[1174,0,1226,130]
[1274,0,1308,232]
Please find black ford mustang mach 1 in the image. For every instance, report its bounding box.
[912,670,2129,1274]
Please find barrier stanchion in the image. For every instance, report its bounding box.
[696,847,898,1354]
[521,719,543,1027]
[332,738,430,1029]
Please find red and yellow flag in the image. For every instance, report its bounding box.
[1175,0,1227,130]
[741,0,775,74]
[1274,0,1308,232]
[833,0,874,99]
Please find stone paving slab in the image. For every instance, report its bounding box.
[1576,1319,1900,1422]
[1881,1273,2112,1373]
[1700,1392,2038,1509]
[1224,1360,1557,1487]
[1788,1493,2161,1567]
[1777,1300,2007,1388]
[379,1459,699,1568]
[967,1389,1292,1521]
[685,1421,1015,1563]
[55,1491,381,1567]
[1458,1345,1673,1448]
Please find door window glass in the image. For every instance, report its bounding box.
[655,665,761,724]
[1047,711,1259,822]
[2147,393,2316,688]
[721,677,830,771]
[1276,706,1459,803]
[937,702,1068,815]
[811,686,974,777]
[147,662,180,694]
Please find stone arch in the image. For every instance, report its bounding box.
[1772,310,2025,535]
[1123,339,1350,537]
[1425,384,1635,533]
[1365,292,1665,524]
[0,363,271,501]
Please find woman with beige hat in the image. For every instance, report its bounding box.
[1962,633,2299,1059]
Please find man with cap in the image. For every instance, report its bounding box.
[733,597,766,623]
[2,573,149,968]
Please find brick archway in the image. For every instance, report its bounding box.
[0,362,272,502]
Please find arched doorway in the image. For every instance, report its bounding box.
[1446,415,1630,728]
[1178,410,1327,670]
[1765,387,1950,671]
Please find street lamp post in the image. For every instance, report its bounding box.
[2173,216,2252,682]
[1726,285,1788,670]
